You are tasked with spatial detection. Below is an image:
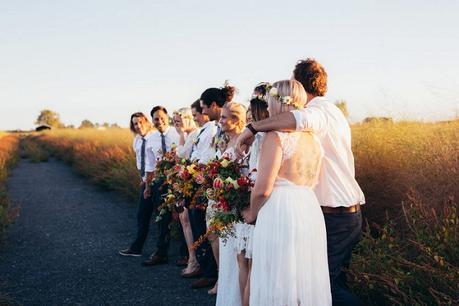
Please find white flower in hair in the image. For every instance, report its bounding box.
[269,87,278,97]
[279,96,293,104]
[269,86,299,108]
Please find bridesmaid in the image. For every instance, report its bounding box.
[239,83,270,306]
[214,102,246,306]
[172,107,201,275]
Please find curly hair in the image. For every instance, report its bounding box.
[293,58,327,96]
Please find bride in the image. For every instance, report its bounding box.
[244,80,332,305]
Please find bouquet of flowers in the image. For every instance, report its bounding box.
[160,160,209,215]
[194,156,253,246]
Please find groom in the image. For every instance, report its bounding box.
[236,59,365,306]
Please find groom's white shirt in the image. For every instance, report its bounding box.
[292,96,365,208]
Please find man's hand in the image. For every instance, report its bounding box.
[143,186,151,199]
[235,128,255,159]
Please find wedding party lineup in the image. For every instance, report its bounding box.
[118,59,365,306]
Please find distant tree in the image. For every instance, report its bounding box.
[35,109,64,128]
[335,100,349,119]
[79,119,95,129]
[363,117,393,124]
[102,122,110,128]
[65,124,75,129]
[110,123,121,128]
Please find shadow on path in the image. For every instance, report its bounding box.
[0,159,215,305]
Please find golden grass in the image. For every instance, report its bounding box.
[0,133,20,242]
[30,129,139,200]
[352,120,458,225]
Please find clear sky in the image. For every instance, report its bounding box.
[1,0,458,130]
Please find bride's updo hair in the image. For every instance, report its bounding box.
[200,83,236,108]
[222,102,246,132]
[267,80,307,117]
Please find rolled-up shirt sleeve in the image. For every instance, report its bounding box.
[291,105,327,134]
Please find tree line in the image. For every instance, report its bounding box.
[35,109,121,129]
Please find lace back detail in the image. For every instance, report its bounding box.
[274,131,299,163]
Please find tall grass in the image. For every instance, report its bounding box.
[30,129,139,200]
[350,120,458,305]
[0,133,20,243]
[25,120,458,305]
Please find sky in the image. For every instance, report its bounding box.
[1,0,458,130]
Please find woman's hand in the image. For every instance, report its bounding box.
[235,128,255,159]
[242,208,256,225]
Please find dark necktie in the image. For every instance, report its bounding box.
[140,137,146,177]
[190,127,206,158]
[160,133,167,154]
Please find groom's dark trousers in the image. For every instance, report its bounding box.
[324,210,363,306]
[130,180,171,255]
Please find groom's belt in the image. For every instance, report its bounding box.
[321,204,361,214]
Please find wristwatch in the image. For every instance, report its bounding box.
[246,123,257,135]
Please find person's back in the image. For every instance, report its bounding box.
[296,98,364,207]
[248,80,331,306]
[275,131,322,187]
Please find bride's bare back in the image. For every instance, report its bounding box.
[249,130,323,222]
[275,131,322,187]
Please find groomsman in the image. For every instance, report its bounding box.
[236,59,365,306]
[119,112,154,257]
[182,99,219,289]
[141,106,180,266]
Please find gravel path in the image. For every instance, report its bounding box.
[0,159,216,306]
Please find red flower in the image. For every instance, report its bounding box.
[213,177,224,188]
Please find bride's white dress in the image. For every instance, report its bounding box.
[250,132,332,306]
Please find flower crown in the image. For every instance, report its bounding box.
[250,82,272,102]
[268,87,301,109]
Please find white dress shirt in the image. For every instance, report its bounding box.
[177,129,200,159]
[132,131,154,181]
[144,126,180,172]
[190,121,218,163]
[292,97,365,207]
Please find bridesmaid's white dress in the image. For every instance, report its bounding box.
[250,132,332,306]
[215,147,241,306]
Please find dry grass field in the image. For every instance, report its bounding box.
[17,120,459,305]
[0,133,20,243]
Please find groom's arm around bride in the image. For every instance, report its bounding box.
[236,58,365,306]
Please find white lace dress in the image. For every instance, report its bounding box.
[250,132,332,306]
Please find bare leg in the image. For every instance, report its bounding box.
[179,208,199,273]
[208,233,219,267]
[207,233,219,294]
[237,252,249,301]
[243,259,252,306]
